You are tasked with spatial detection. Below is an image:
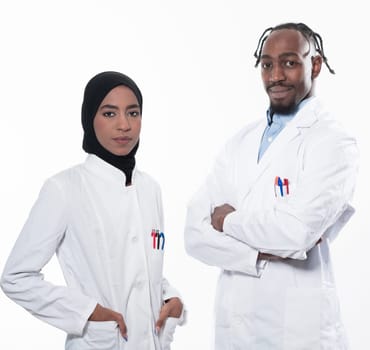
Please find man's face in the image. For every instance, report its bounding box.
[260,29,321,114]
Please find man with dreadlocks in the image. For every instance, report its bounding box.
[184,22,358,349]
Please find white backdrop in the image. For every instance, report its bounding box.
[1,1,369,349]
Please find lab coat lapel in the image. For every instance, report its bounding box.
[233,120,265,206]
[239,100,319,202]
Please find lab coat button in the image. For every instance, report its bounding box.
[131,236,138,242]
[135,280,144,289]
[233,315,243,325]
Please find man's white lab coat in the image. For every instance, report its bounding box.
[1,155,183,350]
[185,97,358,349]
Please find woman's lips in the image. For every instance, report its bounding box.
[113,136,132,144]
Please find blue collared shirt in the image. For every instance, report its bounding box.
[258,98,312,162]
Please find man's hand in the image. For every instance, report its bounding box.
[88,303,128,340]
[155,297,183,334]
[211,204,235,232]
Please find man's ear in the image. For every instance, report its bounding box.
[311,55,322,79]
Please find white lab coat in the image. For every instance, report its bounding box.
[184,97,358,350]
[1,155,184,350]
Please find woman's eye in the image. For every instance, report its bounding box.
[103,111,116,118]
[128,110,141,118]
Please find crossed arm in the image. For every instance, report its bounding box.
[210,204,283,261]
[211,203,323,261]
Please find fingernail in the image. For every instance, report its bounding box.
[155,326,160,335]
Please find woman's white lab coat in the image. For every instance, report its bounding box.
[1,155,183,350]
[185,97,358,350]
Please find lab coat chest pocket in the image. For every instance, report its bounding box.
[147,227,164,283]
[269,157,299,204]
[273,176,296,203]
[66,321,123,350]
[135,183,164,284]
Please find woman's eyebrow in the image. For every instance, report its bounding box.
[100,104,119,110]
[126,104,140,110]
[99,104,140,110]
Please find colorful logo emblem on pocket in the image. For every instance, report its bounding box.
[151,229,165,250]
[274,176,289,197]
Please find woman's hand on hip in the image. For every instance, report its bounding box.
[155,297,183,333]
[88,303,128,341]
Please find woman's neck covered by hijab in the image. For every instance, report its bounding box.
[84,135,138,186]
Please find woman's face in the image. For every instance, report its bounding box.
[93,85,141,156]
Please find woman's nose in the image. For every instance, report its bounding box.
[116,114,131,131]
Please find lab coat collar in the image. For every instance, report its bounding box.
[290,96,327,128]
[259,97,322,162]
[83,154,137,185]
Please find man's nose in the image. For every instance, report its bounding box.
[269,65,285,82]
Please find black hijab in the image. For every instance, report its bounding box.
[81,71,143,185]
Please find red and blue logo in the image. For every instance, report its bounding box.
[151,229,165,250]
[274,176,289,197]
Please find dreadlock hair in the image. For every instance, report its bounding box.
[253,22,335,74]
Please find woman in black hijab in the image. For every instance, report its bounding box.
[81,71,142,185]
[1,71,185,350]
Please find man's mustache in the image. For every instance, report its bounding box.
[267,83,293,90]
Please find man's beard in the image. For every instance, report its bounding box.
[269,101,299,115]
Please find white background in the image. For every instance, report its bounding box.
[0,1,369,349]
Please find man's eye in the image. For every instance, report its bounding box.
[285,61,296,67]
[103,111,115,118]
[261,62,272,69]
